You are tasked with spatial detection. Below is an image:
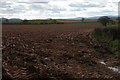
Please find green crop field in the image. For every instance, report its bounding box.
[65,21,100,24]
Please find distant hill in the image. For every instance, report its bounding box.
[109,16,118,19]
[65,17,83,20]
[9,18,22,21]
[0,18,8,21]
[1,16,117,21]
[56,16,117,20]
[0,18,22,21]
[86,16,117,20]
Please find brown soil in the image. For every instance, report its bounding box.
[2,24,120,80]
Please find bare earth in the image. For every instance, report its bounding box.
[2,24,120,80]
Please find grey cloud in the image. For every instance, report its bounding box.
[0,1,28,14]
[48,8,66,13]
[0,0,118,19]
[71,8,86,11]
[48,13,75,17]
[1,4,27,14]
[0,1,48,15]
[69,3,105,8]
[16,0,49,4]
[86,10,114,17]
[0,1,12,8]
[30,5,44,9]
[17,2,49,4]
[28,0,50,2]
[28,4,48,13]
[101,10,113,13]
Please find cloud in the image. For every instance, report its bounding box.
[69,3,105,8]
[70,7,86,11]
[17,2,48,4]
[0,0,119,19]
[0,2,28,14]
[47,4,67,13]
[0,1,12,8]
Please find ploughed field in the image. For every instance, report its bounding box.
[2,24,120,80]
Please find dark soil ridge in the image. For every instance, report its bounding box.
[2,34,120,80]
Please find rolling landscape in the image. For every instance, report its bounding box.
[2,18,120,80]
[1,0,120,80]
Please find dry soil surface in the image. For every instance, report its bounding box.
[2,24,120,80]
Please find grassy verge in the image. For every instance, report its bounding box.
[108,22,118,27]
[91,27,120,59]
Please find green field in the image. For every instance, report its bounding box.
[2,20,119,27]
[65,21,100,24]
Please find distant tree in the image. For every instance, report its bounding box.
[81,18,85,22]
[98,16,111,26]
[53,19,57,23]
[48,18,52,20]
[5,19,9,22]
[23,19,28,23]
[117,17,120,24]
[117,17,120,27]
[109,19,115,25]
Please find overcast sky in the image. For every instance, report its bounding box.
[0,0,119,19]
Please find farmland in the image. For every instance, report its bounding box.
[2,20,64,24]
[2,19,99,24]
[2,24,120,80]
[2,19,117,26]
